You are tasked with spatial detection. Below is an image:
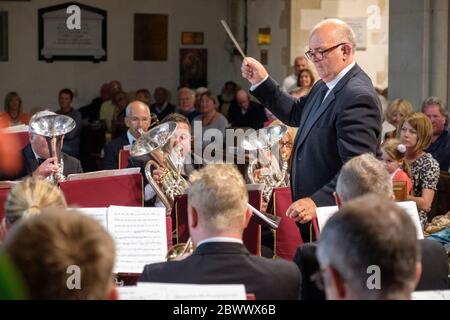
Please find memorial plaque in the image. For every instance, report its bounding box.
[38,2,107,62]
[134,14,168,61]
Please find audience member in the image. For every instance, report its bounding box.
[399,112,440,226]
[381,138,412,195]
[99,80,124,132]
[150,87,176,121]
[228,89,268,129]
[217,81,239,118]
[136,88,151,106]
[139,164,301,300]
[384,98,413,140]
[110,91,129,139]
[281,55,309,94]
[55,88,82,157]
[0,92,30,128]
[175,87,200,123]
[422,96,450,170]
[290,68,315,97]
[78,83,110,123]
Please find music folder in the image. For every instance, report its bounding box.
[247,203,281,230]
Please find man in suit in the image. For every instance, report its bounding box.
[0,111,82,182]
[318,194,422,300]
[150,87,176,121]
[294,153,449,300]
[228,89,268,130]
[241,19,382,241]
[140,164,301,300]
[103,101,152,170]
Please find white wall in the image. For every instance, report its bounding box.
[0,0,288,112]
[290,0,389,88]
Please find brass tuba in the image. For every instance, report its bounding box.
[29,113,76,184]
[130,121,189,208]
[242,124,289,203]
[166,237,194,261]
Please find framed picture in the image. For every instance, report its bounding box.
[180,48,207,89]
[134,14,168,61]
[181,32,204,45]
[0,11,8,61]
[38,2,107,62]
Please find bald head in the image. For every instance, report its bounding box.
[308,19,356,83]
[125,101,151,138]
[236,89,250,110]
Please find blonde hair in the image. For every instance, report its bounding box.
[381,138,411,177]
[398,112,433,153]
[385,99,413,125]
[188,164,248,232]
[4,177,67,225]
[3,208,115,299]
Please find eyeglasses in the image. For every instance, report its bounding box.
[305,43,349,61]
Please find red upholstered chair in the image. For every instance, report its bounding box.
[267,187,303,260]
[172,189,262,256]
[118,149,130,169]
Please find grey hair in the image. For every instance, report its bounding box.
[317,194,421,299]
[178,87,196,100]
[336,153,393,202]
[421,96,448,126]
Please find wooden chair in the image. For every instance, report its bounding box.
[430,171,450,220]
[393,181,408,201]
[118,149,130,169]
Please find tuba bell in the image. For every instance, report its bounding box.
[29,113,76,184]
[166,237,194,261]
[242,124,289,203]
[130,121,189,209]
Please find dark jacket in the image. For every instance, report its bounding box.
[140,242,302,300]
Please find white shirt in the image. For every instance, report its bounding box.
[197,237,243,248]
[322,61,356,101]
[126,130,136,145]
[281,74,297,93]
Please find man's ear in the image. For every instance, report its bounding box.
[189,206,199,229]
[243,207,252,228]
[334,192,342,208]
[327,266,347,300]
[107,286,119,300]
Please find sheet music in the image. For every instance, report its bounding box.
[66,167,141,181]
[316,202,424,239]
[107,206,167,273]
[395,201,424,239]
[118,283,246,300]
[75,207,108,230]
[412,290,450,300]
[316,206,339,231]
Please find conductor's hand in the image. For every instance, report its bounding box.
[285,197,317,224]
[241,57,268,85]
[32,157,58,178]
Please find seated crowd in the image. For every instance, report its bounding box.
[0,71,449,300]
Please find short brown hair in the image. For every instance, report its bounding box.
[297,68,315,87]
[4,92,22,113]
[3,208,115,299]
[161,112,191,130]
[398,112,433,153]
[4,177,67,226]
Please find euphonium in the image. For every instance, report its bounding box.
[28,114,76,184]
[130,122,189,208]
[242,124,289,203]
[166,237,194,261]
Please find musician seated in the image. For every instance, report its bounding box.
[103,101,152,170]
[2,208,117,299]
[317,194,422,300]
[294,154,449,300]
[0,110,82,182]
[0,177,67,241]
[139,164,302,300]
[128,113,195,207]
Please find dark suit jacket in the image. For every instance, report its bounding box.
[0,143,83,181]
[252,64,382,206]
[103,134,129,170]
[293,239,449,300]
[140,242,302,300]
[228,101,269,130]
[150,103,176,121]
